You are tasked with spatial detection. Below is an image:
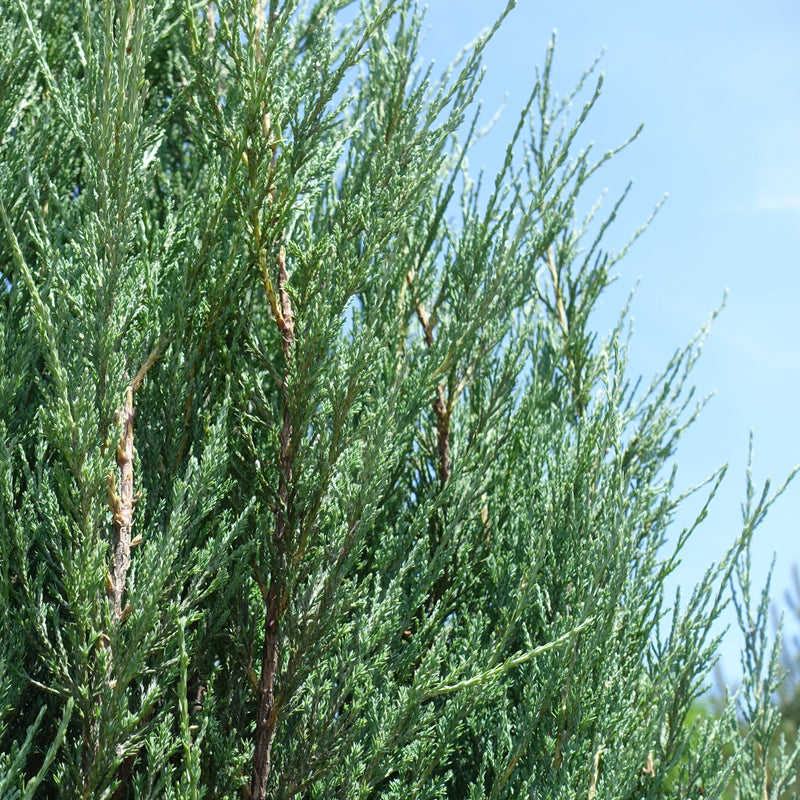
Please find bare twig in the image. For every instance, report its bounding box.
[432,392,451,486]
[587,744,606,799]
[106,385,136,621]
[106,346,159,620]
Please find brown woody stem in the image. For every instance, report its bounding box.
[432,392,451,487]
[99,348,159,798]
[107,385,136,621]
[251,244,294,800]
[106,346,159,620]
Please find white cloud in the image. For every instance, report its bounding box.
[754,189,800,212]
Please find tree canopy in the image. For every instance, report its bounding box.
[0,1,798,798]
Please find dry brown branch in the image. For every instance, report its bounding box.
[587,744,606,799]
[432,392,451,486]
[106,385,136,621]
[106,346,159,621]
[253,0,266,63]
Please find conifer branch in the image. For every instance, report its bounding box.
[106,384,137,621]
[0,195,74,429]
[252,244,294,800]
[424,616,594,698]
[131,343,162,392]
[4,5,797,796]
[408,270,451,487]
[587,744,606,799]
[553,628,582,770]
[546,244,569,339]
[105,347,158,622]
[546,243,584,415]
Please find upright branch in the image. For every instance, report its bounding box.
[106,385,137,621]
[105,349,158,621]
[408,271,451,487]
[546,245,569,339]
[252,244,294,800]
[546,244,583,416]
[433,392,451,487]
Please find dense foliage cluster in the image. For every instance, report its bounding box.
[1,1,797,797]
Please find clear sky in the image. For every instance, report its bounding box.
[418,0,800,682]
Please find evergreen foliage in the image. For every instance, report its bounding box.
[740,564,800,799]
[0,0,797,797]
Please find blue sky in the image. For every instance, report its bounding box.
[418,0,800,681]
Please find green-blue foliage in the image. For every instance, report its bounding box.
[1,1,797,797]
